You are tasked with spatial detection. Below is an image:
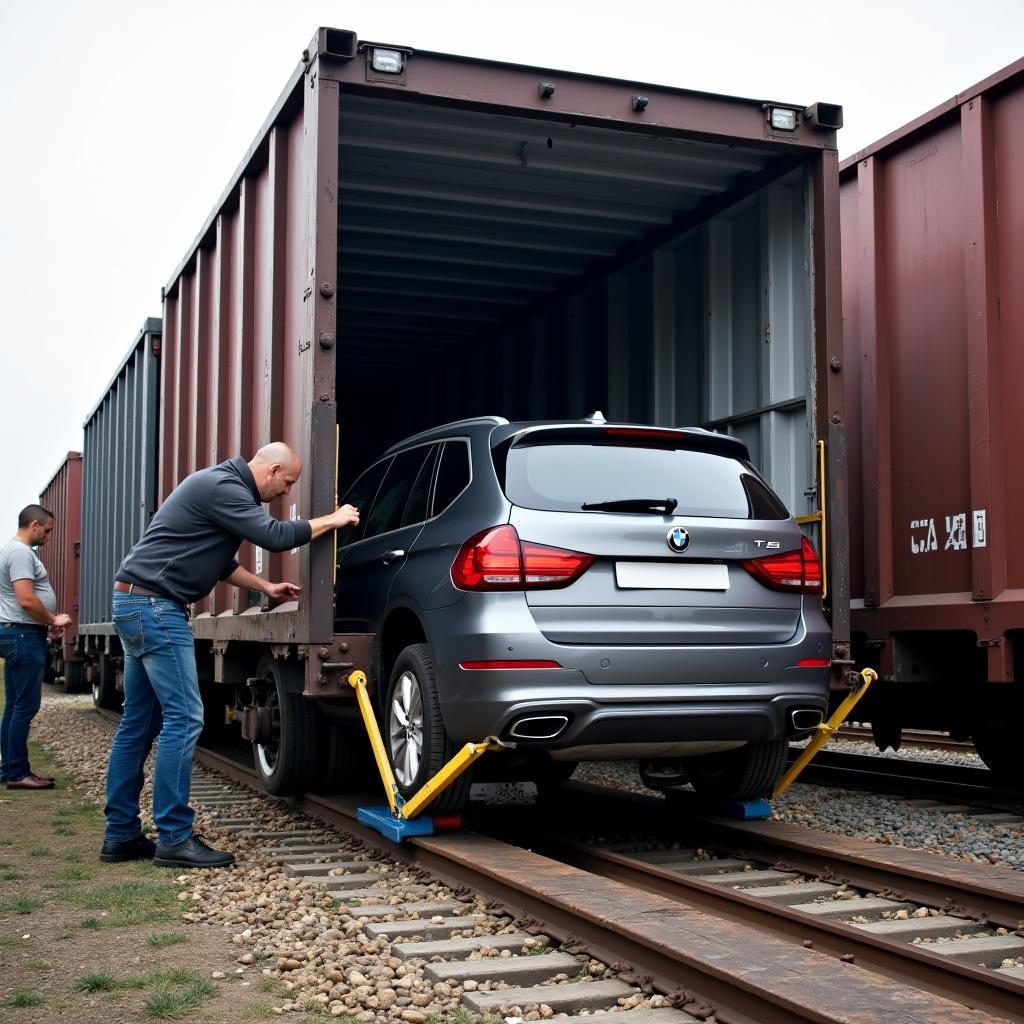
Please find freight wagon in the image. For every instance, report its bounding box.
[100,27,850,798]
[843,56,1024,777]
[37,452,84,692]
[77,318,162,709]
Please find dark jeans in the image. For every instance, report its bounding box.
[104,594,204,845]
[0,624,47,782]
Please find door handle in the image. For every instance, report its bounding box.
[381,549,406,565]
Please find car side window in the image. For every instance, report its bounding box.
[401,444,440,528]
[364,446,433,540]
[432,440,471,517]
[339,458,391,546]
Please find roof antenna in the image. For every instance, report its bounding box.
[587,410,606,424]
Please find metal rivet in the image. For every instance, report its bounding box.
[830,357,842,372]
[319,281,335,298]
[538,82,555,99]
[831,412,841,424]
[319,333,335,349]
[632,95,649,112]
[319,393,330,402]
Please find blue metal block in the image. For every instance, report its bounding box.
[667,792,773,820]
[356,806,435,842]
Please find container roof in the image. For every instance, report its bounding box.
[338,94,774,369]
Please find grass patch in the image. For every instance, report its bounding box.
[252,950,273,965]
[3,989,44,1008]
[52,865,94,883]
[146,932,189,948]
[424,1010,473,1024]
[68,880,178,927]
[64,848,83,863]
[0,861,11,869]
[56,930,74,940]
[0,936,18,946]
[73,972,118,993]
[26,959,50,971]
[80,916,101,929]
[28,846,51,858]
[144,978,216,1018]
[52,823,74,836]
[524,942,550,955]
[1,871,22,881]
[1,897,43,914]
[245,1004,277,1020]
[256,977,282,994]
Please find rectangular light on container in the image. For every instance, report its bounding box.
[371,48,404,73]
[769,107,798,131]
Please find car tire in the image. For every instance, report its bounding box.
[639,759,690,791]
[682,739,788,802]
[63,659,86,694]
[92,654,121,710]
[253,656,318,797]
[386,643,472,816]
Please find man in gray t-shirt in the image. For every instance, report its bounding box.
[0,504,71,789]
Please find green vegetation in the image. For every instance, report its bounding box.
[73,971,118,993]
[146,931,189,948]
[0,897,42,914]
[80,916,101,929]
[26,958,50,971]
[28,846,51,858]
[3,989,44,1008]
[144,977,216,1018]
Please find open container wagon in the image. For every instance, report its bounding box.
[158,27,849,794]
[842,56,1024,775]
[37,452,84,692]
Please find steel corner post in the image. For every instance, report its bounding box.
[772,667,877,799]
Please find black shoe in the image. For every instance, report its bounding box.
[152,835,235,869]
[100,833,158,863]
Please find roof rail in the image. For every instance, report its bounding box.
[384,416,509,454]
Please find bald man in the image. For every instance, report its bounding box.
[102,444,358,869]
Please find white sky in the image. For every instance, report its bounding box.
[1,0,1022,537]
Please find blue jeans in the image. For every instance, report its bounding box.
[0,624,47,782]
[104,594,204,845]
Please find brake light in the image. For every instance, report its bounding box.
[459,660,562,669]
[797,658,830,668]
[741,536,823,595]
[605,427,686,442]
[451,525,594,591]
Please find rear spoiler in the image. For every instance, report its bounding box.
[494,424,751,461]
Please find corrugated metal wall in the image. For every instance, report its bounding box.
[38,453,82,662]
[843,57,1024,677]
[79,319,161,629]
[382,172,816,521]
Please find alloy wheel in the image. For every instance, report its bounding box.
[388,670,424,787]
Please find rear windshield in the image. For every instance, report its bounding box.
[499,439,789,520]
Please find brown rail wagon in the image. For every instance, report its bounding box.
[842,56,1024,774]
[37,452,84,692]
[158,27,848,793]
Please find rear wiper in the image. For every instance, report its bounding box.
[581,497,679,514]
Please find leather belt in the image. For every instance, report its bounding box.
[0,622,45,630]
[114,581,168,599]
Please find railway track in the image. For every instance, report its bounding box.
[787,747,1024,811]
[835,727,977,754]
[91,707,1024,1022]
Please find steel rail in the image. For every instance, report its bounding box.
[521,833,1024,1022]
[92,710,1017,1023]
[835,727,977,753]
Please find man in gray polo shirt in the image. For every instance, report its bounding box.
[0,504,72,790]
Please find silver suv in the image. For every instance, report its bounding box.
[335,415,831,813]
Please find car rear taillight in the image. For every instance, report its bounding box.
[451,525,594,591]
[741,536,823,595]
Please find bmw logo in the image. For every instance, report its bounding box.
[667,527,690,552]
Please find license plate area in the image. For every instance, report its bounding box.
[615,561,730,590]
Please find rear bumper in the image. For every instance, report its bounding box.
[424,593,831,751]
